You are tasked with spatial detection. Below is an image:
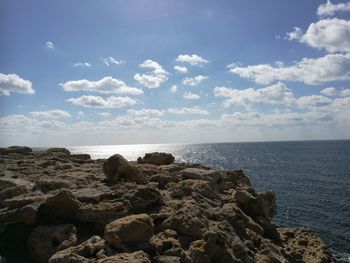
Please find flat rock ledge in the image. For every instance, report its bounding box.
[0,147,335,263]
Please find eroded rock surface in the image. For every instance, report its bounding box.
[0,146,335,263]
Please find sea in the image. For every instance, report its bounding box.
[68,140,350,262]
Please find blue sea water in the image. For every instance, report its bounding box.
[69,140,350,262]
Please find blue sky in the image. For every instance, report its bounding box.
[1,0,350,146]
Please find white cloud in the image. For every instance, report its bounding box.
[183,91,200,100]
[317,0,350,17]
[102,57,125,66]
[73,62,91,68]
[285,27,303,40]
[296,95,333,108]
[229,53,350,85]
[299,19,350,53]
[30,109,71,119]
[170,85,178,93]
[46,41,54,49]
[61,76,143,95]
[321,87,338,96]
[214,82,295,107]
[182,75,208,86]
[134,59,169,88]
[0,73,35,96]
[175,54,209,66]
[168,106,209,115]
[67,95,137,108]
[127,108,164,117]
[174,65,188,74]
[78,111,84,117]
[97,112,112,118]
[340,88,350,97]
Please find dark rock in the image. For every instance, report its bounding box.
[48,236,105,263]
[27,224,77,263]
[124,185,161,210]
[46,148,70,155]
[138,152,175,165]
[98,251,151,263]
[103,154,145,183]
[0,146,32,155]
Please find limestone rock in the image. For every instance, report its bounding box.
[38,190,81,222]
[150,230,185,258]
[34,178,70,193]
[124,185,161,210]
[27,224,77,263]
[234,189,276,220]
[105,214,154,246]
[279,228,336,263]
[180,168,222,184]
[103,154,145,183]
[48,236,105,263]
[76,201,127,223]
[138,152,175,165]
[97,251,151,263]
[161,203,209,239]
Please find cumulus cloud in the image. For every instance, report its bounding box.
[78,111,84,117]
[340,88,350,97]
[297,19,350,53]
[67,95,137,108]
[97,112,112,118]
[174,65,188,74]
[73,62,91,68]
[175,54,209,66]
[321,87,338,96]
[134,59,169,88]
[229,53,350,85]
[46,41,54,49]
[285,27,303,40]
[61,76,143,95]
[127,108,164,117]
[183,91,200,100]
[168,106,209,115]
[30,109,71,119]
[102,57,125,66]
[0,73,35,96]
[182,75,208,86]
[214,82,295,107]
[317,0,350,17]
[170,85,178,93]
[296,95,333,108]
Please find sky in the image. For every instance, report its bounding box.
[1,0,350,147]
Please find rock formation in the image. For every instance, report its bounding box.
[0,147,335,262]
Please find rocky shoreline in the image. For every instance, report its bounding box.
[0,146,335,263]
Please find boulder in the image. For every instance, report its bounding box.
[103,154,145,183]
[48,236,105,263]
[138,152,175,165]
[97,251,151,263]
[161,203,209,239]
[70,154,91,160]
[27,224,77,263]
[76,201,127,223]
[105,214,154,246]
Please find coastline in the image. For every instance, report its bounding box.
[0,146,335,262]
